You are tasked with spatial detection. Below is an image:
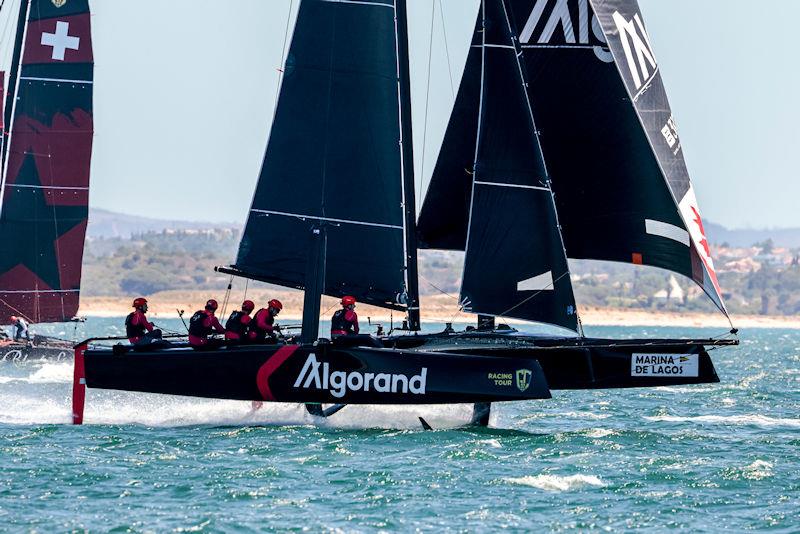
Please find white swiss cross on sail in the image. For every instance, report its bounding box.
[41,21,80,61]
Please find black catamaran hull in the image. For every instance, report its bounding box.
[72,342,551,423]
[384,333,724,390]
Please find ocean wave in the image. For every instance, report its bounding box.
[504,474,605,492]
[743,460,774,480]
[644,414,800,428]
[0,362,73,385]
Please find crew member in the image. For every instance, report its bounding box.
[188,299,226,349]
[331,296,359,337]
[225,300,255,343]
[125,298,162,345]
[9,315,30,343]
[249,299,282,343]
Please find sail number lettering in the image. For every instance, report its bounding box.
[520,0,613,63]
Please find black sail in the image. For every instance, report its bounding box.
[421,0,727,316]
[234,0,410,310]
[505,0,726,314]
[459,0,579,332]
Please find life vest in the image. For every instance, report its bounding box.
[331,309,356,335]
[225,311,248,338]
[188,310,212,337]
[125,312,146,339]
[249,309,274,340]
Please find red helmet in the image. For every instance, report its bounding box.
[268,299,283,311]
[242,300,255,312]
[341,295,356,307]
[133,297,148,309]
[205,299,218,311]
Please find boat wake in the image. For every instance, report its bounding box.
[504,474,606,492]
[644,414,800,428]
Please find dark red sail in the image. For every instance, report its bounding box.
[0,0,93,324]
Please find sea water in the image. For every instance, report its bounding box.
[0,319,798,531]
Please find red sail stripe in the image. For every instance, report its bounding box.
[255,345,300,401]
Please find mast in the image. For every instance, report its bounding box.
[301,225,326,343]
[394,0,420,331]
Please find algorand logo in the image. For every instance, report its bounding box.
[612,11,657,91]
[520,0,613,63]
[293,354,428,399]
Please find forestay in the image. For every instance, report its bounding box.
[0,0,94,324]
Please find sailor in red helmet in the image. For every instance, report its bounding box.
[225,300,255,343]
[249,299,283,343]
[331,295,359,337]
[125,298,162,345]
[188,299,226,349]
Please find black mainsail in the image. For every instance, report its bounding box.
[418,0,729,321]
[459,0,578,331]
[231,0,419,325]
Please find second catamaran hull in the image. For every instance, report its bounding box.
[385,334,724,389]
[78,343,551,405]
[1,341,73,363]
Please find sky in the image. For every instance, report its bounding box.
[7,0,800,228]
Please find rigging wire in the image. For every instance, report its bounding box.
[419,272,458,302]
[439,0,456,99]
[270,0,295,124]
[417,0,437,205]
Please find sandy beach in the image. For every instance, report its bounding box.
[78,290,799,329]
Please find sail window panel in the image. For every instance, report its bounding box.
[235,0,407,308]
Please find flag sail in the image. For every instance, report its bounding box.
[232,0,414,311]
[0,0,94,324]
[459,0,578,331]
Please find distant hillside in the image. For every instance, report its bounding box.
[88,208,800,248]
[704,221,800,249]
[87,208,239,239]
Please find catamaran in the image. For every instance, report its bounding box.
[0,0,94,361]
[72,0,737,427]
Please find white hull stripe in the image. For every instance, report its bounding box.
[251,209,402,230]
[645,219,690,247]
[320,0,394,8]
[20,76,92,85]
[0,289,78,294]
[9,184,88,191]
[518,272,555,292]
[474,180,549,192]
